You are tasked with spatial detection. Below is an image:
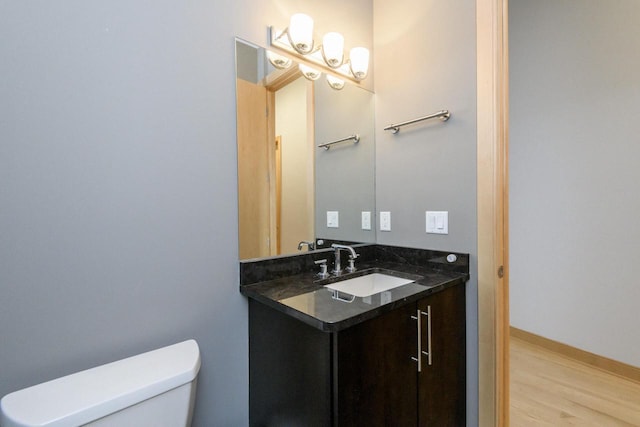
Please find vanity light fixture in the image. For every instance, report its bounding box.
[299,63,321,81]
[322,32,344,68]
[269,14,370,85]
[287,13,315,54]
[349,47,370,80]
[326,75,345,90]
[266,51,292,70]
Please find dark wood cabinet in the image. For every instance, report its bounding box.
[417,283,466,426]
[335,302,418,425]
[249,283,466,426]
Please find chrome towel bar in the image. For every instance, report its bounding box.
[384,110,451,134]
[317,134,360,150]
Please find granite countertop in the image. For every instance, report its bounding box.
[240,259,468,332]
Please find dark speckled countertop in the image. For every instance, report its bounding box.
[240,245,470,332]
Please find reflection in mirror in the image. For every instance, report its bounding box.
[235,38,375,260]
[314,69,375,245]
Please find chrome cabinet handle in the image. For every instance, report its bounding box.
[420,306,432,366]
[411,309,422,372]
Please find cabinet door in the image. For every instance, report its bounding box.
[417,284,466,427]
[336,303,418,426]
[249,300,332,427]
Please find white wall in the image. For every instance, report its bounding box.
[276,77,314,253]
[373,0,478,425]
[510,0,640,367]
[0,1,373,425]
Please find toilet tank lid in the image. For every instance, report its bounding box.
[0,339,201,427]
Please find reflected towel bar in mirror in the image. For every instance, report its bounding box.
[384,110,451,134]
[317,134,360,150]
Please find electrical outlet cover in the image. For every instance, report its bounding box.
[380,211,391,231]
[361,211,371,230]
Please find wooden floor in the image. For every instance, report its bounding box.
[510,336,640,426]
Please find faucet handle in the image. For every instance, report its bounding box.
[346,256,357,273]
[314,259,330,279]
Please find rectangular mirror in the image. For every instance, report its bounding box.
[235,38,376,260]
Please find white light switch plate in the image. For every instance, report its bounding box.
[426,211,448,234]
[327,211,339,228]
[361,211,371,230]
[380,211,391,231]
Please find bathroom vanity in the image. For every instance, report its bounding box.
[240,245,468,427]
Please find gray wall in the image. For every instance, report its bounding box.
[0,0,372,425]
[373,0,478,425]
[510,0,640,367]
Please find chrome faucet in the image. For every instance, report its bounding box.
[298,240,315,251]
[331,244,359,274]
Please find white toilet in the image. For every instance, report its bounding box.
[0,339,200,427]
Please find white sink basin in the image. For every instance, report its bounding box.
[324,273,415,297]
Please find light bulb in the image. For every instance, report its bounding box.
[349,47,370,80]
[288,13,314,54]
[267,51,292,69]
[326,75,345,90]
[299,63,321,81]
[322,32,344,68]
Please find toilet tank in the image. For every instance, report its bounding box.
[0,339,200,427]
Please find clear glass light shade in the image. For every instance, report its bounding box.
[299,63,321,81]
[349,47,370,80]
[326,75,345,90]
[322,32,344,68]
[288,13,314,54]
[266,51,292,69]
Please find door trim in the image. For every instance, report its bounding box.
[477,0,510,425]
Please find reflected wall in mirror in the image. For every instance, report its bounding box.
[235,38,375,260]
